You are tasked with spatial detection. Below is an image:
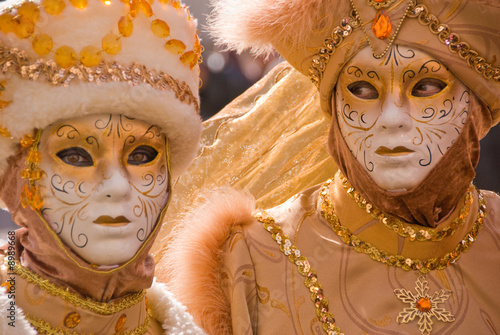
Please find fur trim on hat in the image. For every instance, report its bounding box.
[156,187,256,335]
[208,0,351,56]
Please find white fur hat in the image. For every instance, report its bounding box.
[0,0,202,178]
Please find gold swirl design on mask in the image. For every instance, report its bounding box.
[0,47,200,112]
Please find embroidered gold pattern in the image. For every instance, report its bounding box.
[339,173,475,241]
[367,0,398,9]
[13,263,146,315]
[319,177,487,274]
[25,312,151,335]
[395,276,455,335]
[257,211,344,335]
[0,47,200,113]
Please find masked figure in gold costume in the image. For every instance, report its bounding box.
[0,0,206,334]
[158,0,500,334]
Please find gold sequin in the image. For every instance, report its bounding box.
[257,211,344,335]
[0,47,200,113]
[339,172,474,241]
[319,176,487,274]
[63,312,81,329]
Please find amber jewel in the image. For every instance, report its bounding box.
[42,0,66,16]
[164,39,186,54]
[64,312,81,329]
[14,18,35,39]
[151,19,170,38]
[118,15,134,37]
[79,45,101,67]
[372,9,392,39]
[416,297,432,313]
[0,14,15,33]
[115,314,127,332]
[55,45,77,68]
[18,2,41,22]
[102,33,122,55]
[69,0,88,9]
[32,33,54,55]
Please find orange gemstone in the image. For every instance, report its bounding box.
[0,14,16,34]
[164,39,185,54]
[33,33,54,55]
[115,314,127,332]
[151,19,170,38]
[69,0,88,9]
[416,297,432,313]
[102,33,122,55]
[28,151,41,164]
[55,46,77,68]
[18,2,41,22]
[180,50,198,68]
[20,184,31,208]
[14,17,35,39]
[80,46,101,67]
[42,0,66,16]
[129,0,139,18]
[118,15,134,37]
[372,9,392,39]
[64,312,81,329]
[138,0,153,17]
[20,135,34,147]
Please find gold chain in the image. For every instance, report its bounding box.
[338,172,474,241]
[25,312,151,335]
[350,0,415,59]
[319,177,487,274]
[256,211,344,335]
[13,263,146,315]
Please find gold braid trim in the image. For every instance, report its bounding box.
[14,263,146,315]
[25,313,151,335]
[257,211,344,335]
[0,47,200,113]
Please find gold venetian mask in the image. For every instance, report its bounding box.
[37,113,170,265]
[335,45,470,191]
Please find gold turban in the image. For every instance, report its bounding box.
[210,0,500,125]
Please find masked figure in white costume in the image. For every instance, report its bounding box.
[158,0,500,334]
[0,0,206,334]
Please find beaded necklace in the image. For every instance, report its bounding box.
[338,172,475,242]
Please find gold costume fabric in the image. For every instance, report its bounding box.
[154,63,337,251]
[201,174,500,334]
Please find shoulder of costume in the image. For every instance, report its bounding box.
[155,187,255,335]
[0,287,36,335]
[146,280,206,335]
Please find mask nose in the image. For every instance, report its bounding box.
[97,163,131,200]
[376,92,412,132]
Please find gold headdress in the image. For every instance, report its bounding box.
[0,0,202,178]
[210,0,500,125]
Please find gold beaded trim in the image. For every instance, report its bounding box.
[308,0,500,86]
[0,47,200,112]
[25,312,151,335]
[256,211,344,335]
[319,177,487,274]
[0,0,201,69]
[339,173,474,242]
[13,263,146,315]
[407,3,500,82]
[308,12,359,88]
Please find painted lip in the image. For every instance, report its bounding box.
[93,215,131,227]
[375,146,415,156]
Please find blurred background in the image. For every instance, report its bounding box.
[1,1,499,238]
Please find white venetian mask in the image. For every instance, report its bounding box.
[38,113,170,265]
[335,46,470,191]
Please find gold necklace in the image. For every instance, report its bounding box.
[319,177,486,274]
[13,263,146,315]
[338,172,474,242]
